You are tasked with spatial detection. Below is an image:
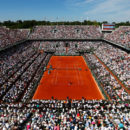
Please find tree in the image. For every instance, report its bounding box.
[102,21,108,24]
[0,20,129,29]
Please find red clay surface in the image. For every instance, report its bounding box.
[33,56,104,100]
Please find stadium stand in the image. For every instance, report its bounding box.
[29,25,102,39]
[84,53,129,101]
[0,25,129,129]
[0,42,52,103]
[0,100,129,129]
[0,26,30,50]
[105,26,130,48]
[94,43,129,88]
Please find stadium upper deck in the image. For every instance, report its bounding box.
[105,26,130,48]
[0,25,130,50]
[29,25,102,39]
[0,26,30,49]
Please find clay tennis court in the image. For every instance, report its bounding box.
[33,56,104,100]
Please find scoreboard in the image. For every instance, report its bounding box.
[102,24,115,31]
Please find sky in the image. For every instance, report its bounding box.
[0,0,130,22]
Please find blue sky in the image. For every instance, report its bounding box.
[0,0,130,22]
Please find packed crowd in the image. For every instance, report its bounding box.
[1,25,129,51]
[0,100,129,130]
[0,41,129,102]
[38,41,100,55]
[29,25,102,39]
[0,42,35,79]
[35,41,129,90]
[105,26,130,48]
[94,43,130,88]
[21,54,52,102]
[0,41,52,102]
[84,54,129,101]
[0,26,30,49]
[0,40,129,129]
[39,41,79,55]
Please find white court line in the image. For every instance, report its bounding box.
[55,62,60,85]
[55,70,58,85]
[66,64,68,85]
[49,61,55,85]
[77,62,83,86]
[74,63,79,87]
